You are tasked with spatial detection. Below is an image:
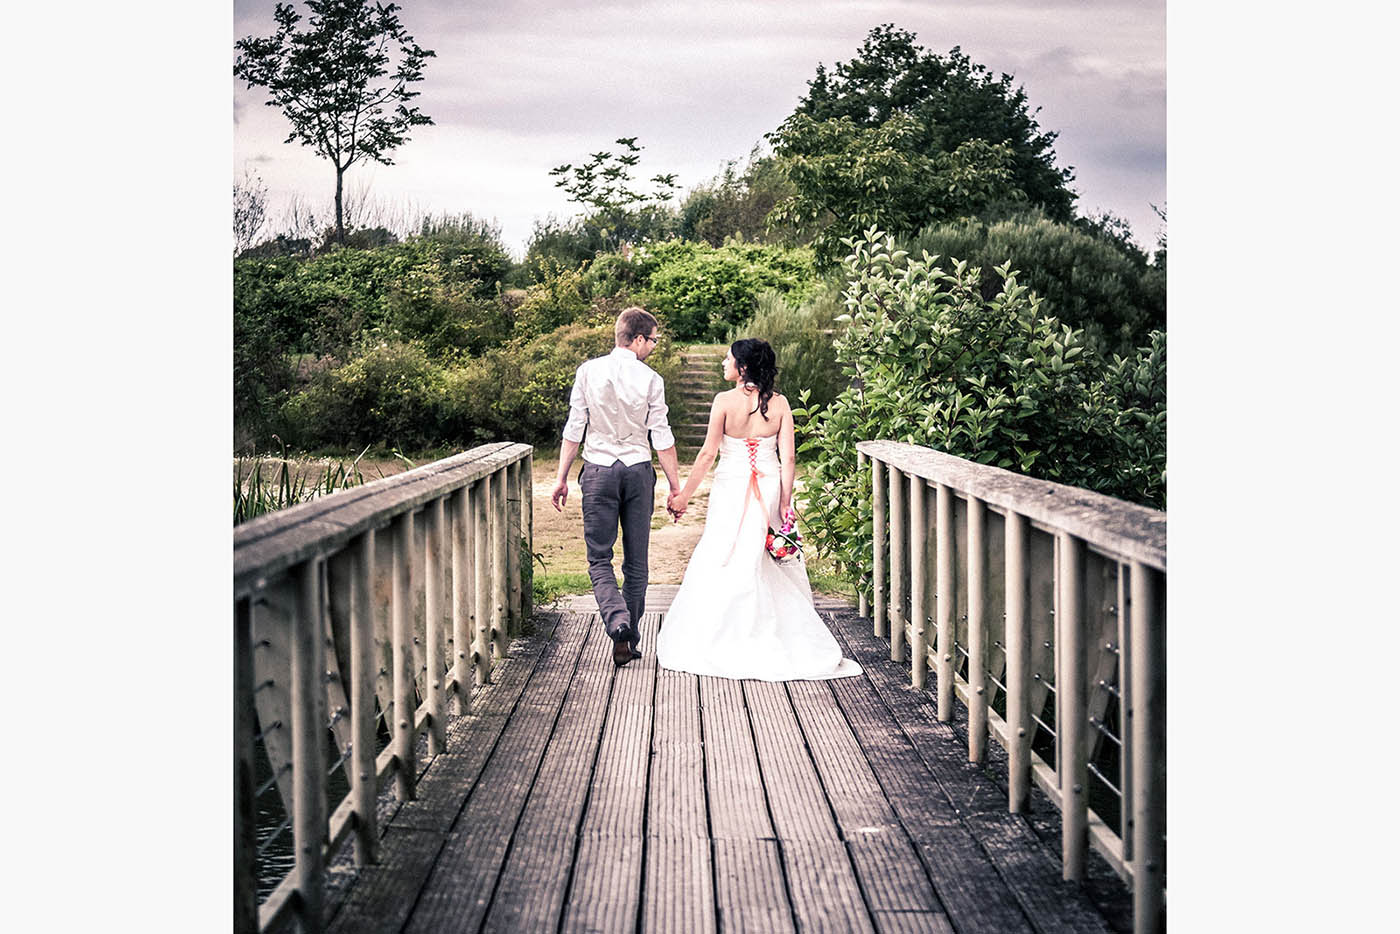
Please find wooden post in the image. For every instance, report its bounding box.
[506,461,522,635]
[492,467,510,659]
[908,474,928,690]
[1005,510,1031,812]
[391,512,416,801]
[856,449,870,618]
[291,559,328,932]
[935,483,955,721]
[424,498,446,757]
[350,531,378,865]
[522,449,534,621]
[234,597,257,934]
[967,497,988,765]
[1059,533,1088,881]
[1131,562,1166,934]
[451,486,474,715]
[473,477,492,685]
[888,464,906,664]
[872,457,887,638]
[1118,562,1134,863]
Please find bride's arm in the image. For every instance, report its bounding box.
[674,394,725,509]
[779,404,796,515]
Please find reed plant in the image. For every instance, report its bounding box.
[234,443,378,525]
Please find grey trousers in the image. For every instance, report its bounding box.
[579,459,655,648]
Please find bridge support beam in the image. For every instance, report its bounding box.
[1005,510,1031,812]
[351,531,378,865]
[967,496,988,764]
[872,457,887,638]
[857,450,870,618]
[425,498,447,757]
[889,464,906,664]
[451,487,474,715]
[935,483,955,722]
[1131,561,1166,934]
[909,475,928,690]
[1059,532,1088,881]
[392,512,417,802]
[292,558,328,931]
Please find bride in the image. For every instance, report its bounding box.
[657,338,861,681]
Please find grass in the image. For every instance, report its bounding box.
[234,444,384,525]
[533,571,603,606]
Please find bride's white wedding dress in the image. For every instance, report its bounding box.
[656,434,862,681]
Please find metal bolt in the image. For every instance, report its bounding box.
[1072,783,1083,794]
[1017,727,1027,737]
[975,687,985,695]
[944,653,952,661]
[1108,605,1117,615]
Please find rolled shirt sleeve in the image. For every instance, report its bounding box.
[561,365,589,443]
[645,373,676,451]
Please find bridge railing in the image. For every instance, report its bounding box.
[856,440,1165,934]
[234,442,534,934]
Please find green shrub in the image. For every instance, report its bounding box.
[512,261,591,340]
[383,266,513,357]
[281,340,447,450]
[583,240,821,342]
[729,284,849,413]
[796,229,1165,595]
[905,211,1165,356]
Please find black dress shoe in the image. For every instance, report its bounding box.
[613,638,634,668]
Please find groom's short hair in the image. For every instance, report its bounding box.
[615,307,658,345]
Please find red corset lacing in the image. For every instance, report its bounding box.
[722,438,768,566]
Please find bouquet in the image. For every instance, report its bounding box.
[766,508,803,564]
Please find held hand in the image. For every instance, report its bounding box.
[667,491,688,521]
[551,477,570,512]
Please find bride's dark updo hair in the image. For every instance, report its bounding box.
[731,338,778,419]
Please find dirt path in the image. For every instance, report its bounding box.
[531,455,714,585]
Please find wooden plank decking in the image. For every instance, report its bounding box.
[319,588,1130,933]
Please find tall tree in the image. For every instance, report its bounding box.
[796,24,1076,221]
[234,1,435,245]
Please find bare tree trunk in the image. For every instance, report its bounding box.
[335,165,346,245]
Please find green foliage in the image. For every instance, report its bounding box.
[511,261,591,339]
[796,24,1075,221]
[234,0,435,243]
[549,136,680,251]
[676,149,797,246]
[281,340,447,450]
[730,284,849,413]
[904,211,1166,356]
[234,449,376,525]
[795,229,1165,595]
[584,240,821,342]
[767,112,1023,263]
[280,315,689,452]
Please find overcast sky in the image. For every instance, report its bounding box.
[232,0,1165,257]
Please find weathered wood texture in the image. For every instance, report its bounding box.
[316,591,1127,934]
[856,440,1164,571]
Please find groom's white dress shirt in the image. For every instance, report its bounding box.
[562,346,676,467]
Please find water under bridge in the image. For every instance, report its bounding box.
[234,440,1165,934]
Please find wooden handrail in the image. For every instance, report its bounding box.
[856,440,1166,934]
[234,442,534,934]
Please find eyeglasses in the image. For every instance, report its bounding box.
[643,334,659,344]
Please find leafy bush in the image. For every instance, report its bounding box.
[904,211,1165,356]
[586,240,822,341]
[511,261,591,340]
[281,340,447,450]
[281,315,691,452]
[796,230,1165,595]
[729,284,848,413]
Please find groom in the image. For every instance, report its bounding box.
[550,307,682,667]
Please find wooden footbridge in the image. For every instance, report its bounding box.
[234,441,1165,934]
